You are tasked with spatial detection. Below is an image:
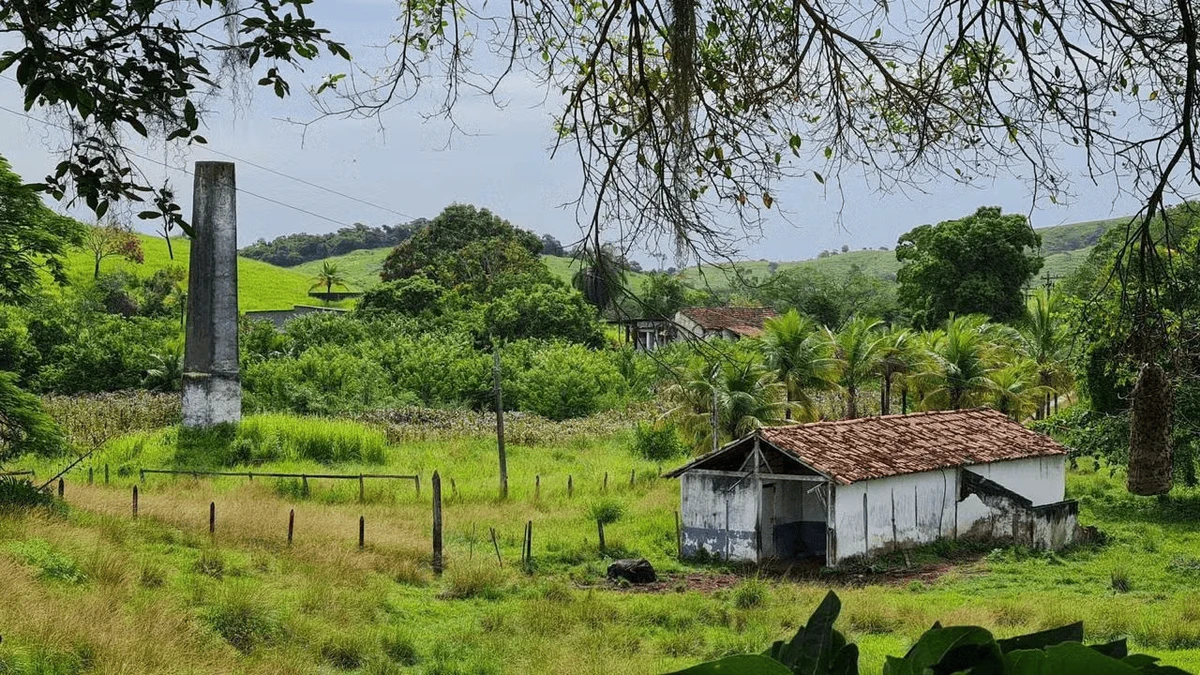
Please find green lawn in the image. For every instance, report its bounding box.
[58,234,336,312]
[2,412,1197,674]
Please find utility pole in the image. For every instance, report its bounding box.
[710,384,720,455]
[493,346,508,499]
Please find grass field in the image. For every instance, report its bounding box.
[56,234,338,312]
[2,413,1198,674]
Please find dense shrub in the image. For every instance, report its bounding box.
[0,477,54,510]
[630,421,685,461]
[243,346,413,415]
[512,343,625,420]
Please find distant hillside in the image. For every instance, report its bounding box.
[58,234,338,311]
[239,221,422,267]
[679,217,1121,291]
[293,247,653,291]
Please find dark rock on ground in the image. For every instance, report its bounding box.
[607,558,657,584]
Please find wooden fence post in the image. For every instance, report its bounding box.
[490,527,502,567]
[603,472,608,493]
[57,479,64,499]
[568,475,573,498]
[525,520,533,570]
[359,474,365,504]
[535,475,540,501]
[415,474,421,498]
[597,519,606,552]
[287,509,294,546]
[359,516,365,550]
[132,486,138,518]
[432,471,443,576]
[302,475,309,495]
[104,464,109,485]
[629,469,635,489]
[209,502,215,536]
[88,467,93,485]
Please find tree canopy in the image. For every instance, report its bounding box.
[0,157,84,306]
[380,205,543,284]
[896,207,1043,328]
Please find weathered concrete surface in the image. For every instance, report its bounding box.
[182,161,241,427]
[680,471,759,561]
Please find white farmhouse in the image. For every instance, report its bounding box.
[665,409,1078,566]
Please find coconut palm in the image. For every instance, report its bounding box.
[827,316,885,419]
[761,310,836,421]
[664,355,788,454]
[913,314,998,410]
[310,261,349,301]
[143,345,183,392]
[988,360,1047,420]
[876,327,916,415]
[1019,289,1074,418]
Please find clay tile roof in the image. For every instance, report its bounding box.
[680,306,777,332]
[756,409,1068,484]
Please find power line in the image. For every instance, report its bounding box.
[0,102,359,229]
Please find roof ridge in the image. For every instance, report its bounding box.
[760,407,1000,432]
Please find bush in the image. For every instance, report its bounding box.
[630,421,684,460]
[0,372,66,460]
[0,477,54,510]
[512,343,625,420]
[588,498,625,525]
[201,587,280,652]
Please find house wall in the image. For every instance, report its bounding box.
[831,469,958,562]
[680,471,760,561]
[831,456,1073,564]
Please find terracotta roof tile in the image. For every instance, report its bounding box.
[756,409,1068,484]
[680,306,777,332]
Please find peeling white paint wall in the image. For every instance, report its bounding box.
[680,471,760,561]
[965,456,1066,505]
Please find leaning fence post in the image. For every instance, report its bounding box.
[432,471,443,577]
[88,467,94,485]
[597,519,606,552]
[57,478,64,499]
[302,475,309,495]
[132,486,138,518]
[490,527,502,567]
[209,501,216,536]
[535,475,540,501]
[603,472,608,493]
[568,475,573,498]
[288,509,295,546]
[415,474,421,498]
[358,515,365,550]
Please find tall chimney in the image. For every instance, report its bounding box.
[182,161,241,427]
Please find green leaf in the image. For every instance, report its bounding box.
[997,623,1083,653]
[893,626,996,673]
[813,171,825,184]
[664,655,793,675]
[1005,643,1140,675]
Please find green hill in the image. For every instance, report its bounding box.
[59,234,333,311]
[292,247,653,292]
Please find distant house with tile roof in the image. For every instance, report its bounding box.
[673,306,778,341]
[665,409,1079,566]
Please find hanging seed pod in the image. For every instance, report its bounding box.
[1127,362,1173,496]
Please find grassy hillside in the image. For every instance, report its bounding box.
[3,413,1199,674]
[1037,217,1124,253]
[59,234,334,312]
[293,247,654,292]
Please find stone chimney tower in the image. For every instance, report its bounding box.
[182,161,241,427]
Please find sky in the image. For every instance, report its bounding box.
[0,1,1147,267]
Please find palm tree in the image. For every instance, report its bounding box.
[913,314,998,410]
[143,345,184,392]
[310,261,349,303]
[664,355,789,453]
[1019,289,1074,418]
[761,310,836,421]
[827,317,884,419]
[876,327,915,415]
[988,360,1047,420]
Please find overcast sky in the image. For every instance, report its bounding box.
[0,1,1147,266]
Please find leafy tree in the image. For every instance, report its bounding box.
[988,360,1046,421]
[0,157,84,305]
[760,310,835,421]
[750,265,897,330]
[876,327,917,416]
[639,272,692,320]
[0,371,65,460]
[896,207,1043,328]
[310,261,349,297]
[539,234,566,257]
[82,222,144,279]
[912,315,1002,411]
[380,205,541,283]
[357,274,446,318]
[827,317,884,419]
[483,285,603,347]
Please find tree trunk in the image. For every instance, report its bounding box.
[93,255,101,279]
[846,386,857,419]
[1127,362,1173,496]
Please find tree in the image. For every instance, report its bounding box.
[913,315,1001,411]
[310,261,349,298]
[876,327,916,416]
[665,352,788,454]
[1019,290,1075,419]
[761,310,835,421]
[82,222,144,279]
[381,205,542,283]
[0,157,84,305]
[988,360,1046,421]
[896,207,1043,328]
[639,272,691,320]
[0,371,64,461]
[826,317,884,419]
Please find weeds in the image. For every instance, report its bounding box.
[319,632,369,670]
[6,539,86,584]
[201,586,281,652]
[730,578,769,610]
